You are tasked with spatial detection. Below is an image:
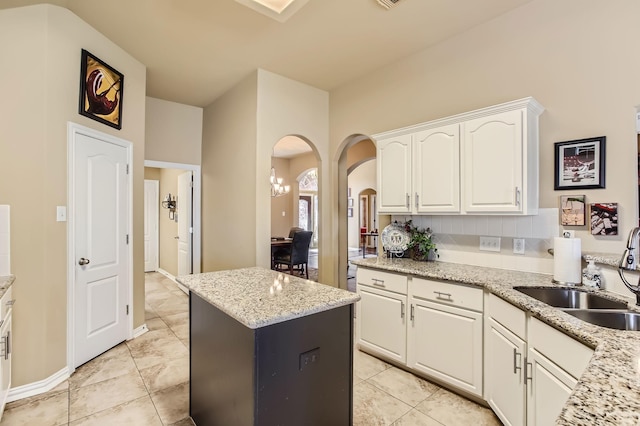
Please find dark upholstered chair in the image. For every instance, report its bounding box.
[273,231,313,278]
[288,227,304,238]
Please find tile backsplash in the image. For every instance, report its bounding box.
[0,205,9,276]
[391,209,559,274]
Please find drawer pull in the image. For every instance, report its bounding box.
[513,349,522,374]
[371,278,385,288]
[434,291,453,301]
[5,299,15,306]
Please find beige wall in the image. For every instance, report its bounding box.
[0,4,146,387]
[145,97,203,165]
[201,72,258,272]
[331,0,640,254]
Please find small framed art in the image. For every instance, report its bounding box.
[554,137,605,190]
[79,49,124,129]
[590,203,618,235]
[560,195,585,226]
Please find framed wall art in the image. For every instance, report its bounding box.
[554,136,605,190]
[590,203,618,235]
[79,49,124,130]
[560,195,585,226]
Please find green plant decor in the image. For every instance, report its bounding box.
[404,220,438,261]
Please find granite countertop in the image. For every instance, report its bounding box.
[176,266,360,329]
[351,257,640,425]
[0,275,14,299]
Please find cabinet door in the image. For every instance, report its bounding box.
[357,286,407,363]
[408,298,482,396]
[463,110,523,213]
[0,314,11,418]
[526,348,577,426]
[377,135,412,213]
[413,124,460,213]
[485,318,526,426]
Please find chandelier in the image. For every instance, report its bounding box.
[270,167,290,197]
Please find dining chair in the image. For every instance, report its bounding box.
[288,227,304,238]
[273,230,313,279]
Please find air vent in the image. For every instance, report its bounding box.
[377,0,401,10]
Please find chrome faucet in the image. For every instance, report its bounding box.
[618,227,640,305]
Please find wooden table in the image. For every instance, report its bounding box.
[271,239,292,269]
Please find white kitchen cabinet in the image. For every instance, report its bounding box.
[413,124,460,213]
[377,135,412,213]
[0,286,13,420]
[485,293,594,426]
[356,268,408,363]
[374,97,543,215]
[407,294,483,396]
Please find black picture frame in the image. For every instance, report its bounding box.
[554,136,605,190]
[79,49,124,130]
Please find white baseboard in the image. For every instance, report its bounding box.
[7,367,69,403]
[157,268,189,294]
[132,323,148,339]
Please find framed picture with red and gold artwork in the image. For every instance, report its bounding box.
[78,49,124,130]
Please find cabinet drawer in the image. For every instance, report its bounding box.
[0,286,12,322]
[487,293,526,339]
[528,317,593,380]
[412,277,483,312]
[357,268,407,295]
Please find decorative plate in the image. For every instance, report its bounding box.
[381,223,410,254]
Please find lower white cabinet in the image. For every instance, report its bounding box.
[408,279,483,396]
[484,293,594,426]
[0,287,13,420]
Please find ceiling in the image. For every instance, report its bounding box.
[1,0,532,108]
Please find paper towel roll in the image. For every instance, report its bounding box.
[553,237,582,285]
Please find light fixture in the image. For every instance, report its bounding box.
[234,0,310,22]
[270,167,291,197]
[161,193,177,220]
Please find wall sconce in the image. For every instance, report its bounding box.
[161,193,177,220]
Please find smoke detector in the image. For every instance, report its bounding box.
[377,0,401,10]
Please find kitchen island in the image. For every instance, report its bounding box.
[177,267,360,426]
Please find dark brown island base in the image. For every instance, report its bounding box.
[177,267,360,426]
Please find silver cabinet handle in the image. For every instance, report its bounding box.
[5,331,9,359]
[410,304,415,322]
[174,236,180,239]
[513,349,522,374]
[78,258,90,266]
[434,291,453,301]
[371,278,385,288]
[6,300,14,307]
[415,193,419,209]
[406,193,410,209]
[400,301,405,319]
[515,187,521,206]
[1,335,6,360]
[525,361,533,383]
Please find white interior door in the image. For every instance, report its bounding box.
[144,180,159,272]
[177,171,193,276]
[70,124,130,368]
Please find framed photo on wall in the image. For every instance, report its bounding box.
[554,137,605,190]
[590,203,618,235]
[79,49,124,129]
[560,195,585,226]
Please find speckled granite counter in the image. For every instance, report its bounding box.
[351,257,640,425]
[177,266,359,329]
[0,276,14,299]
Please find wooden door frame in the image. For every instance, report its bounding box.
[66,122,133,373]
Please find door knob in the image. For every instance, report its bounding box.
[78,258,90,266]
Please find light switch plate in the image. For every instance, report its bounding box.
[480,236,501,252]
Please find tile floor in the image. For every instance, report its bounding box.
[1,272,500,426]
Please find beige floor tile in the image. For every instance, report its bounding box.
[69,396,162,426]
[167,417,194,426]
[2,390,68,426]
[171,323,190,341]
[354,349,392,381]
[163,311,189,329]
[353,381,412,426]
[150,382,190,425]
[139,355,189,393]
[392,409,444,426]
[415,388,501,426]
[368,367,441,407]
[145,305,159,320]
[126,328,189,370]
[69,343,137,389]
[152,299,189,317]
[69,372,148,421]
[146,317,168,331]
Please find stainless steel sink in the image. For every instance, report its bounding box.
[514,287,628,310]
[563,310,640,331]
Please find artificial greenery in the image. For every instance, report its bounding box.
[403,220,438,261]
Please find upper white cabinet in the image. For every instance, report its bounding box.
[375,97,544,215]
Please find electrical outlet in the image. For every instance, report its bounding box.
[480,236,501,252]
[299,347,320,371]
[513,238,525,255]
